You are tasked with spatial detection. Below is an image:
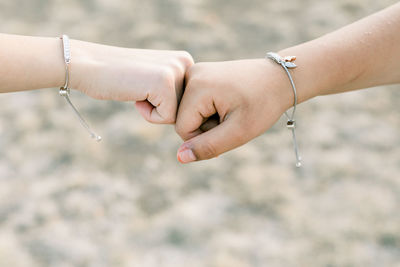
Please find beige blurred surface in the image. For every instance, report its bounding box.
[0,0,399,266]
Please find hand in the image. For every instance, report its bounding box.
[70,40,194,124]
[175,59,295,163]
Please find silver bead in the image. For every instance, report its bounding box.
[59,87,70,97]
[286,120,296,129]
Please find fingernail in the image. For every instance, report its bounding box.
[177,148,197,163]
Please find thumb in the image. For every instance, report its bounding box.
[177,114,247,163]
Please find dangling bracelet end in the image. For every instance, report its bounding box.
[267,52,303,167]
[60,34,102,142]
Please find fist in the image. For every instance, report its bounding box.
[175,59,294,163]
[70,39,194,124]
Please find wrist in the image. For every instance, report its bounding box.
[68,39,102,92]
[278,40,365,104]
[255,58,298,112]
[68,39,89,91]
[277,46,324,104]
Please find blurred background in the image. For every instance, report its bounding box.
[0,0,399,266]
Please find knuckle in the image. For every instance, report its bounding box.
[169,59,185,76]
[177,51,194,68]
[175,121,188,140]
[175,116,194,141]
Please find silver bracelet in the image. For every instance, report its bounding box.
[266,52,301,167]
[60,35,101,142]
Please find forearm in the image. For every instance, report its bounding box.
[0,34,65,93]
[279,2,400,104]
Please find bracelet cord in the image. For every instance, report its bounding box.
[60,35,101,142]
[266,52,302,167]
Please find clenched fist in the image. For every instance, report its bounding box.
[175,59,296,163]
[70,39,194,124]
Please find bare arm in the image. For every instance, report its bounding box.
[175,3,400,163]
[0,33,194,123]
[280,2,400,104]
[0,34,65,93]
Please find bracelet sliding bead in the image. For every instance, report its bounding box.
[267,52,302,167]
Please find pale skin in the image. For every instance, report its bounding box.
[175,2,400,163]
[0,4,399,164]
[0,34,194,124]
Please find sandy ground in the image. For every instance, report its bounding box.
[0,0,399,266]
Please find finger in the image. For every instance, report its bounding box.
[175,87,217,141]
[177,113,248,163]
[154,100,177,124]
[176,115,220,143]
[135,101,165,123]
